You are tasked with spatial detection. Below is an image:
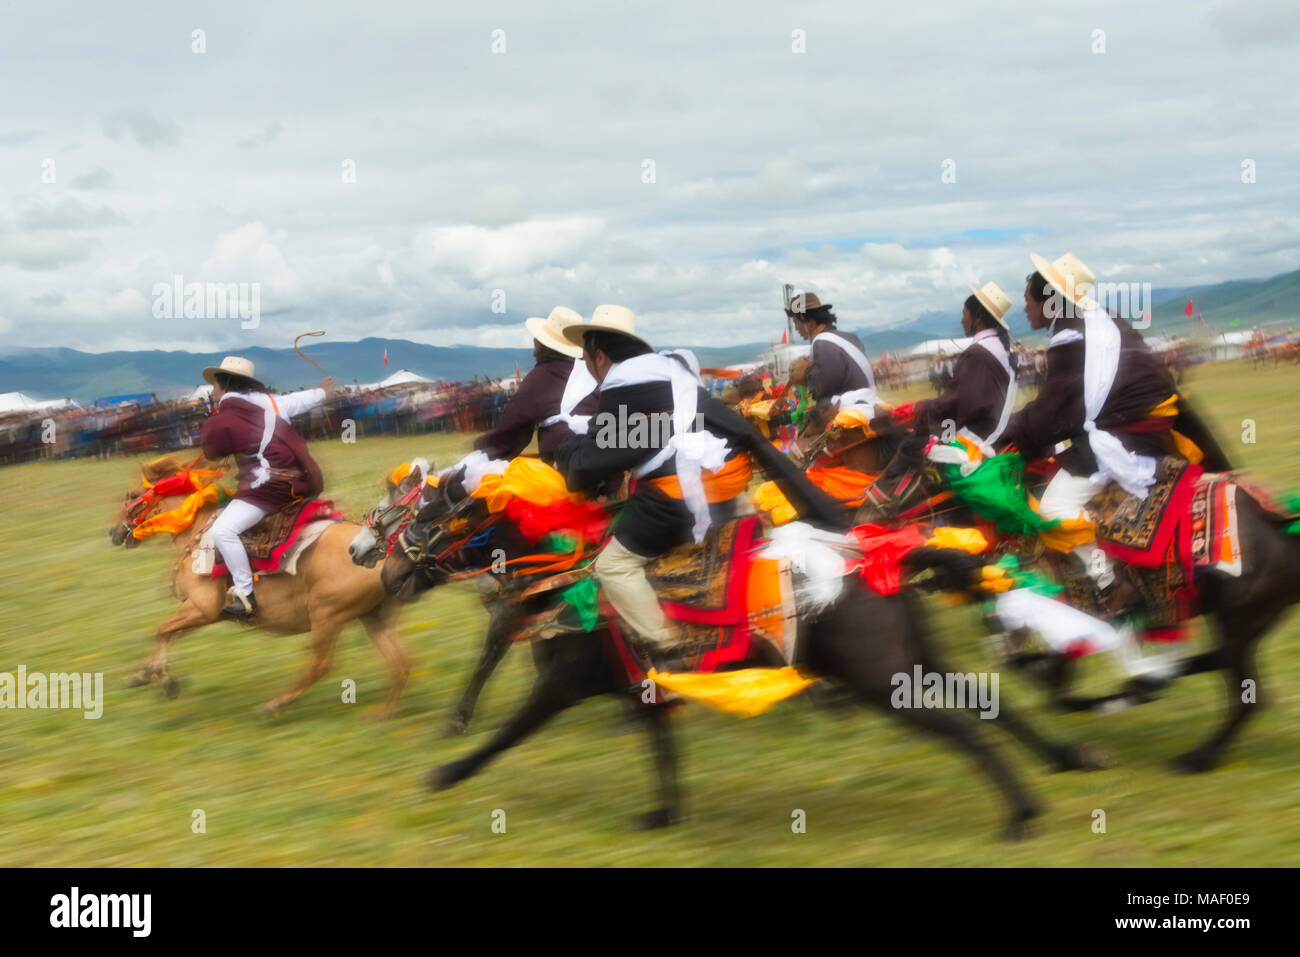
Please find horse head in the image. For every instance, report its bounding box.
[110,452,224,548]
[349,458,433,568]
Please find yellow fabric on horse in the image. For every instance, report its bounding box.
[647,667,816,717]
[648,453,754,503]
[132,482,224,540]
[472,456,579,513]
[1027,493,1097,552]
[923,526,990,554]
[754,480,798,526]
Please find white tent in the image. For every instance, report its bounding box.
[185,384,214,402]
[379,369,432,387]
[0,392,77,414]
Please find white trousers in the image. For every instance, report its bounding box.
[211,499,270,595]
[1039,468,1114,589]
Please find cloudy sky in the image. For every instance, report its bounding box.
[1,0,1297,353]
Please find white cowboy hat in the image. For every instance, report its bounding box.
[1030,252,1099,312]
[202,355,266,392]
[968,281,1013,330]
[524,306,585,358]
[561,304,649,351]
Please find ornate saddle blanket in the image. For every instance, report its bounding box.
[511,515,798,681]
[1092,459,1243,639]
[195,498,344,579]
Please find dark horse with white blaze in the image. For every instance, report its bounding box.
[379,484,1108,839]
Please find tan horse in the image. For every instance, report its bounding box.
[111,455,410,716]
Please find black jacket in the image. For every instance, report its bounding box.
[555,379,846,556]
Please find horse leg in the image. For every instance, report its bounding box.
[129,599,214,697]
[879,699,1043,841]
[428,651,580,791]
[361,600,410,720]
[446,599,516,736]
[632,704,682,829]
[966,693,1109,772]
[1172,614,1269,773]
[259,620,342,716]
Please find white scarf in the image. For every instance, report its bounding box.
[540,358,598,435]
[811,331,876,393]
[1080,307,1156,498]
[601,351,730,543]
[957,328,1018,455]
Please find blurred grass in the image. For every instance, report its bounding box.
[0,360,1297,865]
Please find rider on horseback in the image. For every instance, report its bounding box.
[1000,253,1176,606]
[786,292,876,403]
[553,306,844,671]
[199,356,335,618]
[870,282,1020,513]
[473,307,600,467]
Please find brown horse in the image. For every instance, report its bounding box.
[110,455,410,716]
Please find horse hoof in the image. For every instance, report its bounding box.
[631,808,677,831]
[1171,749,1215,774]
[1060,743,1111,772]
[161,676,182,699]
[126,672,153,688]
[426,764,461,791]
[1001,813,1037,842]
[256,702,282,718]
[443,715,469,737]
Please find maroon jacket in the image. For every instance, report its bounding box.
[474,356,599,465]
[200,392,324,510]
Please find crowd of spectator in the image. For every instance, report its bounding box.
[0,377,517,468]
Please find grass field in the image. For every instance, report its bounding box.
[1,360,1298,866]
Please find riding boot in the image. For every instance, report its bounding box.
[222,587,258,619]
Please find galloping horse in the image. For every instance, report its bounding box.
[380,485,1108,840]
[110,455,410,715]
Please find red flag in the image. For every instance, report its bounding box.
[515,362,521,381]
[383,347,388,367]
[1184,298,1194,317]
[781,329,788,345]
[1197,312,1205,327]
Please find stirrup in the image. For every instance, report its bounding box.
[222,587,258,619]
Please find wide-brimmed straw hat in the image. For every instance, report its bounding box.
[968,281,1013,330]
[785,292,832,318]
[202,355,266,392]
[1030,252,1099,312]
[561,304,650,352]
[525,306,585,358]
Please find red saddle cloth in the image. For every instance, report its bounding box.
[210,498,344,578]
[602,515,794,688]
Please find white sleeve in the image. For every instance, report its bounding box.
[276,388,326,420]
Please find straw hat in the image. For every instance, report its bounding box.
[202,355,266,392]
[1030,252,1099,312]
[968,281,1013,330]
[561,304,649,351]
[785,292,831,318]
[525,306,585,358]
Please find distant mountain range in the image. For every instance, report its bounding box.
[4,268,1297,403]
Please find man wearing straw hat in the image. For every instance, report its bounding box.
[471,306,600,466]
[199,356,335,618]
[554,305,844,669]
[1001,253,1175,598]
[914,281,1019,457]
[786,292,876,403]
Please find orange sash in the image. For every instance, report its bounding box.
[648,453,754,503]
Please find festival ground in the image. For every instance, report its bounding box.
[1,359,1297,867]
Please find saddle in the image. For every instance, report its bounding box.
[511,515,798,681]
[194,498,344,579]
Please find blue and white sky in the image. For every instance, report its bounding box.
[1,0,1297,352]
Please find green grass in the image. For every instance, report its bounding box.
[1,360,1298,865]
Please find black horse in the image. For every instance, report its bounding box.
[381,488,1106,839]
